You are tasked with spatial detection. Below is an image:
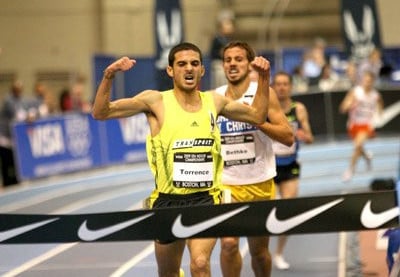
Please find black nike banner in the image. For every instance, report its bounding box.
[340,0,382,61]
[0,191,398,244]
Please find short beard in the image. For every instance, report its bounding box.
[228,73,248,86]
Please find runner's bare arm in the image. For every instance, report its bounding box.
[92,57,159,120]
[258,88,294,146]
[296,102,314,143]
[339,89,355,114]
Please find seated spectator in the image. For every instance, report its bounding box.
[356,47,382,84]
[70,80,92,113]
[318,64,340,92]
[59,88,72,112]
[292,65,309,94]
[59,76,92,113]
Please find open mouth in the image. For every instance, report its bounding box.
[184,75,195,83]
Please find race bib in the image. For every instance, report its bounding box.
[221,134,256,167]
[173,152,213,188]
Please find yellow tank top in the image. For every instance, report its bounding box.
[147,90,222,195]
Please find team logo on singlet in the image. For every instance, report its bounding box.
[209,111,215,133]
[172,138,214,149]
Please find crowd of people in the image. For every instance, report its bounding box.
[0,77,92,188]
[291,38,387,95]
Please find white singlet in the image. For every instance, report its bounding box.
[216,82,276,185]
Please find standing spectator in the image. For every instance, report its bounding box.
[59,88,72,112]
[356,47,383,85]
[59,77,91,113]
[272,71,314,270]
[0,80,32,187]
[302,37,328,86]
[70,79,92,113]
[209,10,235,89]
[32,81,57,116]
[340,71,383,182]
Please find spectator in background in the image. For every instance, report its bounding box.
[356,47,382,85]
[59,88,72,112]
[32,81,57,116]
[318,63,340,92]
[209,10,235,89]
[70,79,92,113]
[291,65,309,94]
[340,61,358,90]
[59,76,91,113]
[302,37,328,87]
[0,80,32,187]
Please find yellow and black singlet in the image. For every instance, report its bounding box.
[147,90,223,198]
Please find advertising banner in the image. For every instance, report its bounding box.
[103,114,149,164]
[12,113,148,180]
[13,113,104,180]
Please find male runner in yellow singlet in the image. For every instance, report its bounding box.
[92,42,271,277]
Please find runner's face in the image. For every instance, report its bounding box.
[223,47,251,85]
[361,73,374,91]
[169,50,204,92]
[273,74,292,100]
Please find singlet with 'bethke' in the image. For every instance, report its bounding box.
[216,82,276,185]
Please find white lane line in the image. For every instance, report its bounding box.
[0,171,152,212]
[106,202,155,276]
[0,163,149,198]
[337,232,347,277]
[2,243,78,277]
[2,190,151,276]
[110,243,155,277]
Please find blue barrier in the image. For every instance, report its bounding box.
[12,113,148,181]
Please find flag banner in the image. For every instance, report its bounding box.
[340,0,382,61]
[154,0,184,90]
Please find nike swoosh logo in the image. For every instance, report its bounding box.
[360,200,399,228]
[78,213,154,241]
[0,218,59,242]
[266,198,344,234]
[172,205,249,238]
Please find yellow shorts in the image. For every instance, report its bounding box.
[222,179,275,203]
